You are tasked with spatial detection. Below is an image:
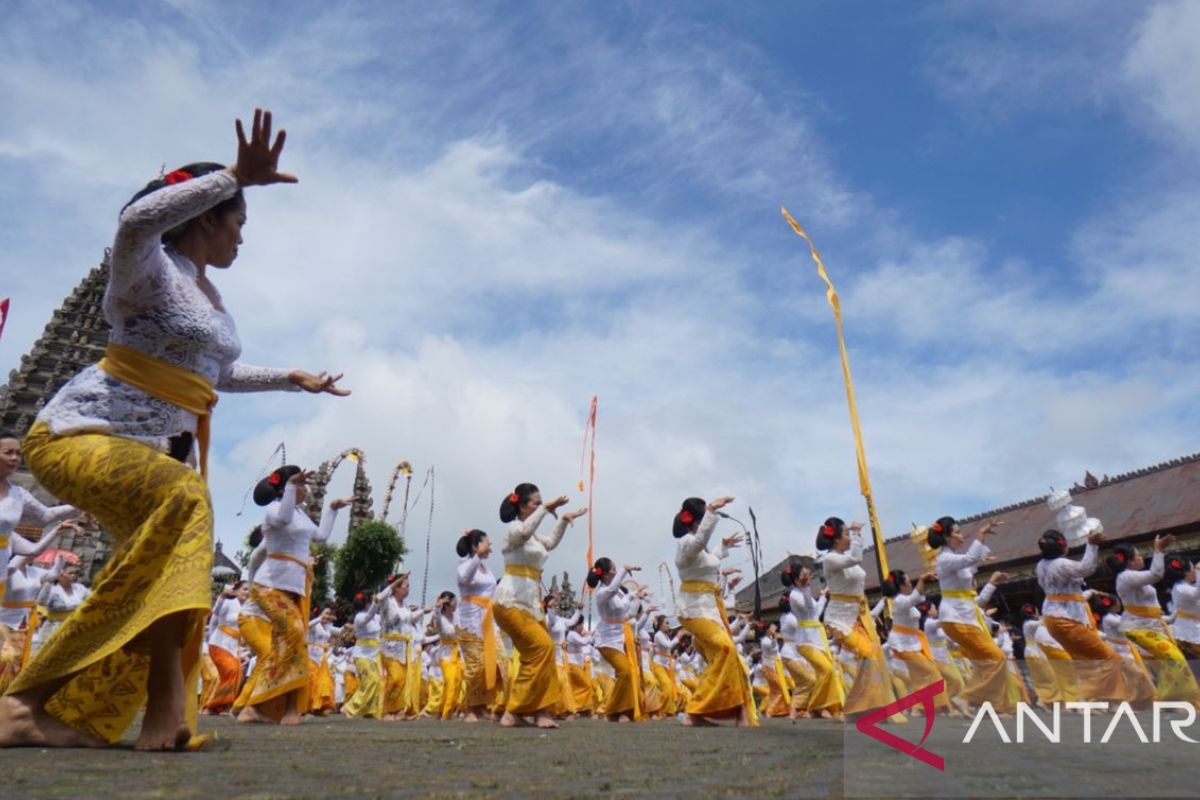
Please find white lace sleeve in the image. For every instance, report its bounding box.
[110,170,240,300]
[217,362,298,393]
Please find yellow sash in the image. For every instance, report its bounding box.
[796,619,833,655]
[1043,593,1096,629]
[358,638,380,648]
[772,655,792,705]
[1177,610,1200,621]
[97,342,218,478]
[942,588,993,631]
[891,624,934,661]
[463,595,497,690]
[217,625,240,639]
[1125,604,1163,618]
[504,564,542,581]
[0,600,35,609]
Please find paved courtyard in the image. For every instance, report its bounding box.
[5,711,1193,799]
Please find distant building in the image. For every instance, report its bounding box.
[741,454,1200,617]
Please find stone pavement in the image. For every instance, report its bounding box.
[6,715,846,799]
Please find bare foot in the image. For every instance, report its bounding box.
[463,712,479,724]
[137,695,190,751]
[499,712,528,727]
[681,713,716,727]
[279,710,302,726]
[0,695,106,748]
[535,712,558,729]
[617,714,631,724]
[238,706,270,724]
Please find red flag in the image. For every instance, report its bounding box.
[0,298,8,342]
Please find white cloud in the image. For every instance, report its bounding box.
[1124,0,1200,151]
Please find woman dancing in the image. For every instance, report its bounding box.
[673,496,755,727]
[0,110,349,751]
[455,530,498,722]
[492,483,587,729]
[201,581,247,715]
[590,559,643,723]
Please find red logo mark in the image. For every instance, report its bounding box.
[855,679,945,771]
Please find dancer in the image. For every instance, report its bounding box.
[756,620,793,718]
[1092,594,1156,706]
[781,562,843,719]
[590,558,643,723]
[0,110,349,751]
[307,607,341,715]
[881,569,958,715]
[650,615,683,717]
[432,592,462,720]
[546,595,583,718]
[492,483,586,729]
[201,581,247,715]
[455,530,498,723]
[376,573,427,721]
[673,496,756,727]
[927,516,1018,714]
[1164,557,1200,670]
[237,467,349,724]
[1,522,77,693]
[343,592,384,719]
[33,564,91,654]
[818,517,902,719]
[565,617,596,716]
[1019,603,1076,707]
[1036,529,1132,703]
[1109,537,1200,707]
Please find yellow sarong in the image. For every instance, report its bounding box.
[493,603,560,715]
[9,422,212,745]
[678,580,757,723]
[343,650,383,718]
[827,593,901,719]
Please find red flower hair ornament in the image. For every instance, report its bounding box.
[268,472,282,487]
[1170,559,1185,571]
[679,510,695,525]
[593,566,604,576]
[821,525,836,538]
[508,492,521,505]
[1114,551,1127,562]
[164,169,193,186]
[931,522,943,533]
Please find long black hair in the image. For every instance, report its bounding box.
[253,465,303,506]
[780,556,805,587]
[499,483,539,523]
[456,529,488,558]
[881,569,907,598]
[672,498,707,538]
[815,517,845,552]
[1038,530,1068,560]
[122,162,246,243]
[1164,555,1191,588]
[1105,543,1136,574]
[586,557,614,589]
[926,517,956,550]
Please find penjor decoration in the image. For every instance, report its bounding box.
[782,207,891,591]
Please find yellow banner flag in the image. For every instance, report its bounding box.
[781,207,890,582]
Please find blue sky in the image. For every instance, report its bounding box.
[2,1,1198,598]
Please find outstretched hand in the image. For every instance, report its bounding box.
[290,370,351,396]
[232,108,298,187]
[329,496,355,511]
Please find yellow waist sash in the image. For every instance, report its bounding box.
[890,624,934,661]
[41,607,72,622]
[1125,604,1163,619]
[1,600,35,609]
[217,625,240,639]
[1177,610,1200,622]
[462,595,497,690]
[942,588,993,631]
[357,638,380,648]
[382,632,405,641]
[1042,593,1096,630]
[97,342,218,479]
[679,580,730,630]
[504,564,542,581]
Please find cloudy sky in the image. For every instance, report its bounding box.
[2,1,1198,600]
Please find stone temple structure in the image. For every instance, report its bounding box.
[0,254,114,580]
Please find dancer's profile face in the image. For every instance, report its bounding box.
[474,534,491,558]
[519,492,542,520]
[205,200,247,269]
[0,437,20,478]
[832,531,850,553]
[236,583,251,601]
[392,577,410,600]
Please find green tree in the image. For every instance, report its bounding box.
[334,520,406,602]
[310,541,339,609]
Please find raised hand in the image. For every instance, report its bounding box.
[624,564,642,573]
[1154,533,1174,552]
[562,508,589,524]
[289,370,351,396]
[707,496,735,512]
[289,469,317,486]
[721,533,743,550]
[232,108,298,187]
[329,496,355,511]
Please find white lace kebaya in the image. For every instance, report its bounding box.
[37,170,296,454]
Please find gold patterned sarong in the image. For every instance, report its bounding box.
[237,587,309,720]
[8,423,212,744]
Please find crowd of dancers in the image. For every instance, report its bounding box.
[0,108,1197,751]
